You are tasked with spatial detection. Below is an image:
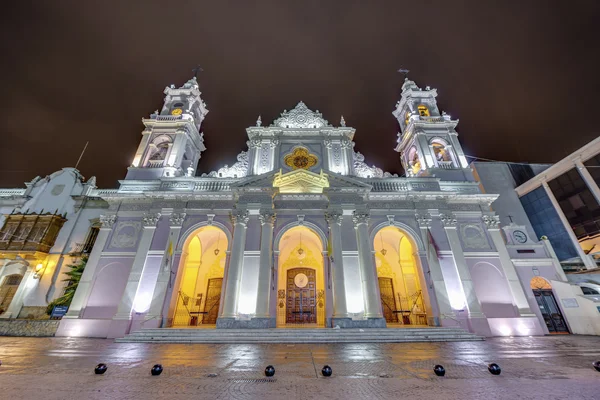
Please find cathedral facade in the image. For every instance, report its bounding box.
[4,76,553,338]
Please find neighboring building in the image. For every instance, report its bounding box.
[0,168,106,320]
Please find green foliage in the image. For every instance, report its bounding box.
[46,256,88,315]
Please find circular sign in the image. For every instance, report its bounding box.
[294,273,308,288]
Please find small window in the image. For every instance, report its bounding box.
[173,102,184,108]
[417,105,430,117]
[581,286,599,295]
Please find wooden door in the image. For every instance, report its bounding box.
[286,268,316,324]
[202,278,223,324]
[378,277,398,323]
[0,274,23,314]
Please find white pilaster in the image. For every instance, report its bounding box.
[325,211,348,318]
[484,215,535,317]
[147,213,186,319]
[542,181,596,269]
[112,213,160,320]
[352,211,382,319]
[415,213,454,321]
[220,210,249,318]
[255,211,275,318]
[439,214,485,318]
[64,215,115,319]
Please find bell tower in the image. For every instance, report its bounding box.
[125,76,208,180]
[393,78,470,180]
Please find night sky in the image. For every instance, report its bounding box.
[1,1,599,188]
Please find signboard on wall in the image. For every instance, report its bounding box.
[561,298,579,308]
[50,306,68,319]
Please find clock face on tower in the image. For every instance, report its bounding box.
[170,108,183,116]
[513,230,528,244]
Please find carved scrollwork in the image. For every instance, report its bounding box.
[482,215,500,229]
[353,151,386,178]
[259,210,276,225]
[415,213,432,228]
[99,214,116,228]
[272,101,330,128]
[142,212,161,227]
[439,213,457,227]
[230,210,249,226]
[324,211,343,225]
[169,212,186,226]
[207,151,249,178]
[352,210,370,225]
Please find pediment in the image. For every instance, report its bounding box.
[273,169,330,194]
[325,172,373,190]
[229,171,277,189]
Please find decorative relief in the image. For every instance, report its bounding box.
[353,152,384,178]
[386,215,395,226]
[460,223,490,249]
[207,151,249,178]
[259,210,276,225]
[415,213,432,228]
[352,210,370,225]
[230,210,249,226]
[272,101,330,129]
[99,214,116,228]
[297,214,305,225]
[51,184,65,196]
[324,211,343,225]
[284,147,318,170]
[482,215,500,229]
[142,212,161,227]
[109,220,142,248]
[247,138,262,149]
[169,213,186,226]
[449,203,481,211]
[439,214,457,227]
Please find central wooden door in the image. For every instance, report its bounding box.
[202,278,222,324]
[378,277,398,323]
[286,268,316,324]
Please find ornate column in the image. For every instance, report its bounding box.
[439,213,485,318]
[255,210,275,323]
[148,212,186,321]
[352,211,383,320]
[483,215,534,317]
[541,181,595,269]
[415,213,454,324]
[64,214,115,319]
[325,211,348,319]
[113,212,160,320]
[218,209,249,320]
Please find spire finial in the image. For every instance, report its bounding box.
[340,116,346,127]
[192,65,203,79]
[256,115,262,127]
[397,68,410,80]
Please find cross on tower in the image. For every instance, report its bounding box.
[507,215,514,223]
[192,65,203,79]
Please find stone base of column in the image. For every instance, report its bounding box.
[216,317,276,329]
[465,315,492,337]
[331,317,387,329]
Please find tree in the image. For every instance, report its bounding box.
[46,256,87,315]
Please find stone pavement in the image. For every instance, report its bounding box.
[0,335,599,399]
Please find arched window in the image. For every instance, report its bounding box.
[145,136,172,166]
[407,146,421,175]
[150,142,169,161]
[431,140,452,163]
[417,105,430,117]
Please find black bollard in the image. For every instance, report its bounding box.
[264,365,275,377]
[151,364,163,376]
[94,363,107,375]
[593,361,600,372]
[321,365,333,377]
[433,365,445,377]
[487,363,501,375]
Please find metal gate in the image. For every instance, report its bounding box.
[533,289,569,334]
[172,278,223,326]
[286,268,316,324]
[203,278,222,324]
[378,277,398,323]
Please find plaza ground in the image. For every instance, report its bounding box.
[0,335,599,399]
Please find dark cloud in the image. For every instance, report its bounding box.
[1,1,599,187]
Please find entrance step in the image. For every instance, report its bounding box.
[116,327,484,343]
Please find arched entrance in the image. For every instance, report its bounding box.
[276,226,326,327]
[0,274,23,315]
[530,277,569,334]
[374,226,428,326]
[170,225,228,327]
